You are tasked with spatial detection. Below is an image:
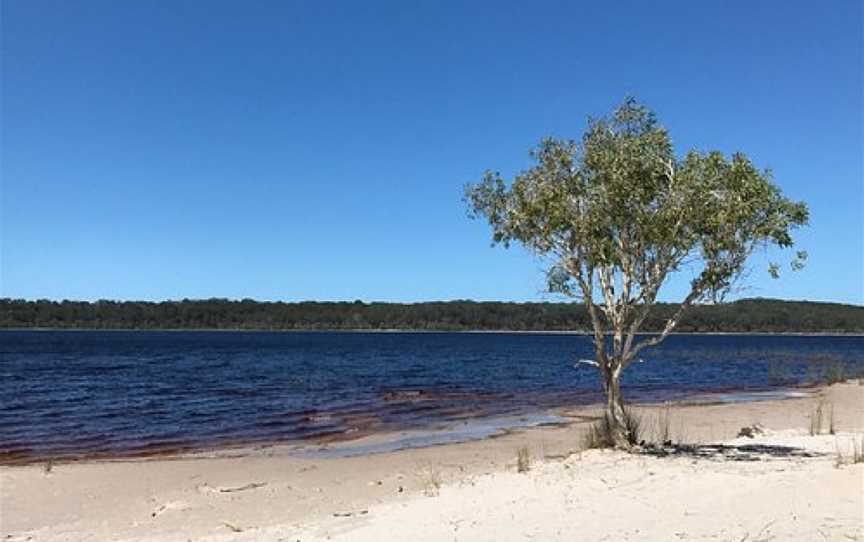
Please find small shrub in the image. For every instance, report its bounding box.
[516,446,531,473]
[828,404,836,435]
[43,460,53,475]
[583,408,642,449]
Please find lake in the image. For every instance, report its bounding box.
[2,330,862,464]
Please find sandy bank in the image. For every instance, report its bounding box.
[2,382,862,541]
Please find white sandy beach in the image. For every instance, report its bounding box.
[2,383,862,541]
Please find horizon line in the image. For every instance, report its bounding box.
[1,296,862,308]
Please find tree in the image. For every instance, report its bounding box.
[464,98,809,448]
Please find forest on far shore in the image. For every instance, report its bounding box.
[1,298,862,333]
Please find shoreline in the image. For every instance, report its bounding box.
[3,381,862,541]
[0,384,824,468]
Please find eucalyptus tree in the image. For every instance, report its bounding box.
[465,98,808,448]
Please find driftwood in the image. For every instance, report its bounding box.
[333,510,369,518]
[222,521,243,532]
[217,482,267,493]
[199,482,268,494]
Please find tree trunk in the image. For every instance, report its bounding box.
[604,369,633,449]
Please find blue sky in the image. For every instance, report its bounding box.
[1,1,861,304]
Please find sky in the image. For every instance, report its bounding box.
[1,1,861,304]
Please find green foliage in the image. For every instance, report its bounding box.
[1,298,862,332]
[466,99,808,304]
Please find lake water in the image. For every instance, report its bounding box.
[2,330,863,464]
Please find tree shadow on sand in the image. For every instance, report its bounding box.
[637,442,824,462]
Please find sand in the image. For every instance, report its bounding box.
[2,382,862,541]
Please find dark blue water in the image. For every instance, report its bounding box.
[2,331,862,464]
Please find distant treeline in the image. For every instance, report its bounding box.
[1,298,862,333]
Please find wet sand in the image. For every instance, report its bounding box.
[2,382,862,541]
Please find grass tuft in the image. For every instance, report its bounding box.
[418,466,442,497]
[825,361,846,385]
[809,399,825,436]
[583,408,643,450]
[516,446,531,473]
[835,436,864,467]
[655,402,673,445]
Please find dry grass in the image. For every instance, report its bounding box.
[807,354,848,385]
[583,408,643,450]
[810,398,838,436]
[809,399,825,436]
[516,446,531,473]
[835,436,864,467]
[655,402,673,445]
[824,360,846,385]
[418,466,442,497]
